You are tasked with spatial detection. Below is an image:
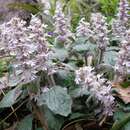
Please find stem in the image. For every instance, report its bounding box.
[99,115,107,126]
[50,75,56,86]
[47,74,55,87]
[98,49,104,64]
[31,101,49,130]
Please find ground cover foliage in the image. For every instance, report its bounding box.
[0,0,130,130]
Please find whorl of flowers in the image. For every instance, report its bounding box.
[75,66,115,116]
[76,18,93,38]
[91,13,109,50]
[112,19,127,41]
[112,0,129,41]
[53,2,72,43]
[0,16,51,85]
[117,0,129,24]
[114,30,130,81]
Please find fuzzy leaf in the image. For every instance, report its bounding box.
[113,111,130,130]
[69,87,89,98]
[0,87,22,108]
[124,122,130,130]
[16,115,33,130]
[103,51,118,66]
[43,106,65,130]
[38,86,72,117]
[53,48,68,61]
[73,42,96,52]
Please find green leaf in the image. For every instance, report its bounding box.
[120,81,130,88]
[16,115,33,130]
[98,0,118,21]
[113,110,130,130]
[106,46,119,51]
[54,70,76,89]
[114,110,126,121]
[57,70,69,80]
[69,87,89,98]
[38,86,72,117]
[53,48,68,61]
[73,41,97,52]
[124,122,130,130]
[74,37,88,44]
[111,113,130,130]
[0,87,22,108]
[43,106,65,130]
[103,51,118,66]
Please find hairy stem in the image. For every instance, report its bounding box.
[31,101,49,130]
[98,49,104,64]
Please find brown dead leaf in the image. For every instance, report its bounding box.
[113,83,130,104]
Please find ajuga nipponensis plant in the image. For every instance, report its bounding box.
[0,15,51,85]
[117,0,129,24]
[114,30,130,82]
[91,13,109,50]
[53,1,72,44]
[112,0,130,41]
[75,66,115,116]
[76,18,93,38]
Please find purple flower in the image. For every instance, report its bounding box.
[76,18,93,38]
[115,30,130,81]
[112,0,129,41]
[91,13,109,50]
[75,66,115,116]
[53,2,72,44]
[48,32,55,36]
[0,16,52,85]
[118,0,129,23]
